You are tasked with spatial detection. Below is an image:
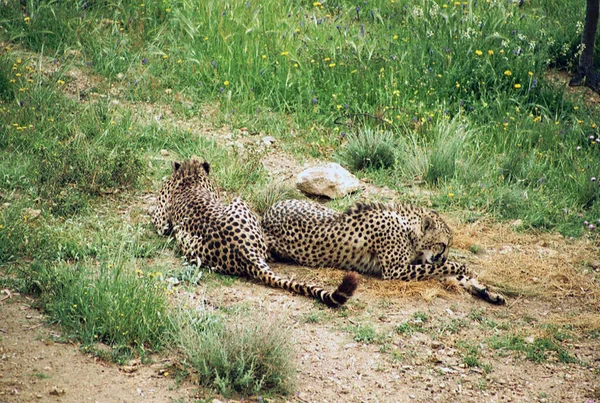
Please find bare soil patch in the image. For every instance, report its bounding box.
[0,294,194,402]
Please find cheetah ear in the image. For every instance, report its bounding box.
[172,161,181,172]
[422,216,434,232]
[202,161,210,174]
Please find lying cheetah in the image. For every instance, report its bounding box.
[150,159,359,307]
[261,199,505,305]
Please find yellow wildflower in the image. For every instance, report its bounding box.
[475,50,483,56]
[504,70,512,76]
[514,83,521,89]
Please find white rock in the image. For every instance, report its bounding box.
[296,163,360,199]
[261,136,276,146]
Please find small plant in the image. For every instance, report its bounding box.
[395,312,428,335]
[469,244,484,254]
[348,323,379,344]
[458,342,493,373]
[251,183,303,215]
[336,128,396,171]
[173,308,296,396]
[302,309,327,324]
[425,118,472,185]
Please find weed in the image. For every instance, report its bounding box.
[251,183,304,215]
[173,308,295,397]
[469,245,484,255]
[395,312,428,336]
[347,323,383,345]
[336,128,396,171]
[302,309,327,324]
[425,118,472,185]
[457,342,493,373]
[29,372,50,379]
[489,334,577,364]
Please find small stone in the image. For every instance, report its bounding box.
[431,341,444,350]
[116,73,125,80]
[261,136,276,146]
[24,208,41,219]
[120,366,137,373]
[160,149,169,156]
[49,386,65,396]
[511,219,523,227]
[296,163,360,199]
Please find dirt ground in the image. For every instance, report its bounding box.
[0,295,196,402]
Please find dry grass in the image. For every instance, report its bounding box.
[450,217,600,303]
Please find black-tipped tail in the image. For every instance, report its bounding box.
[322,272,360,307]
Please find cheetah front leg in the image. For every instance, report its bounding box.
[173,224,204,267]
[378,257,505,305]
[445,271,506,305]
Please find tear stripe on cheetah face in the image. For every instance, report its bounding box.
[150,159,359,307]
[261,199,506,305]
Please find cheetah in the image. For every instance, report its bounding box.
[150,159,359,307]
[261,199,505,305]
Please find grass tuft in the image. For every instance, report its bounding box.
[336,128,396,172]
[173,308,296,397]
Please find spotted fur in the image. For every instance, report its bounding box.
[262,199,505,305]
[150,160,359,307]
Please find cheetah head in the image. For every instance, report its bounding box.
[411,211,453,266]
[150,159,215,235]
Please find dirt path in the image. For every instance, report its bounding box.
[0,296,194,402]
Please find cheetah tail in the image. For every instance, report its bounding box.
[322,272,360,308]
[254,260,360,308]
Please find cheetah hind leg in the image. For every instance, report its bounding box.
[443,274,506,305]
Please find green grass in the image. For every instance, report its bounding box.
[457,342,493,374]
[347,323,384,344]
[335,128,396,171]
[395,311,429,335]
[489,334,577,364]
[2,0,599,234]
[172,308,296,397]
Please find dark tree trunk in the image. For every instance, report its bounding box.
[570,0,600,93]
